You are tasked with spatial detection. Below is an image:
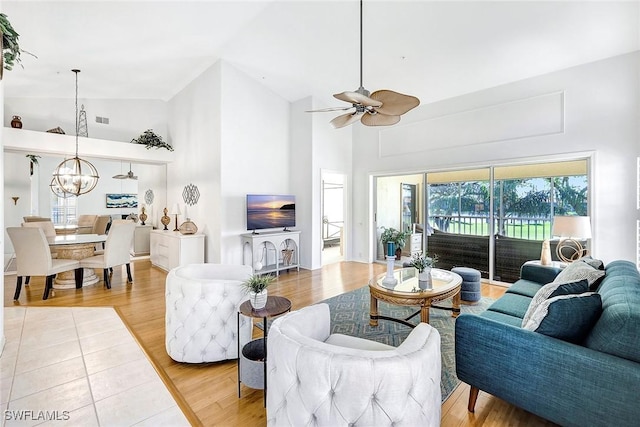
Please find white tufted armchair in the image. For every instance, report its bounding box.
[165,263,253,363]
[267,303,442,427]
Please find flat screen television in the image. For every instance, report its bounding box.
[246,194,295,232]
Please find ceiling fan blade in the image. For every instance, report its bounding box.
[306,106,354,113]
[370,90,420,116]
[361,112,401,127]
[333,91,382,108]
[330,112,362,129]
[112,174,128,179]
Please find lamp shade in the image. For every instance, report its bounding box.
[169,203,181,215]
[552,216,592,239]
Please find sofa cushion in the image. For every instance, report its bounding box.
[479,310,523,327]
[585,268,640,363]
[486,293,532,319]
[505,280,544,298]
[324,333,395,351]
[522,292,602,343]
[521,279,589,327]
[552,261,605,286]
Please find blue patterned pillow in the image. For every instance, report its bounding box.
[522,292,602,343]
[521,279,589,327]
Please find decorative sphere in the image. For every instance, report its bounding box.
[254,261,263,271]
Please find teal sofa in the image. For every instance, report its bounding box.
[455,260,640,426]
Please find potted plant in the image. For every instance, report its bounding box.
[0,13,35,79]
[243,274,275,309]
[131,129,174,151]
[380,227,410,258]
[409,253,438,290]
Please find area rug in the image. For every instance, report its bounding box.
[320,286,494,402]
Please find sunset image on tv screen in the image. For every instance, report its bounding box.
[246,195,295,230]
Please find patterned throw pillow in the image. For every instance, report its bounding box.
[521,279,589,327]
[577,256,604,270]
[522,292,602,343]
[552,261,605,286]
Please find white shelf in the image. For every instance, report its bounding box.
[3,127,174,165]
[241,231,300,276]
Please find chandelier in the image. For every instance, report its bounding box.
[52,69,99,196]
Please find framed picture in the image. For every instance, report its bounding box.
[106,193,138,209]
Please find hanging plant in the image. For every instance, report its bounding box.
[131,129,174,151]
[0,13,36,77]
[26,154,40,176]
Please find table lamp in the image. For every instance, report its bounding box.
[551,215,592,262]
[170,203,181,232]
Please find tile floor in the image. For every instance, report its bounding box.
[1,307,189,426]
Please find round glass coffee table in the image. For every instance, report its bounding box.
[369,267,463,326]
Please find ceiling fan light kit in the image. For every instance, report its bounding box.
[309,0,420,129]
[113,163,138,180]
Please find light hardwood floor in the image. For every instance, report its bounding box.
[4,259,555,426]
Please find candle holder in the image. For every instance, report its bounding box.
[382,255,397,286]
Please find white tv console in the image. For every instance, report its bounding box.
[241,230,300,276]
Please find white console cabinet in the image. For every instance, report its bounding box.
[241,231,300,276]
[150,230,205,272]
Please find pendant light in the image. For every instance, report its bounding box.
[52,69,99,196]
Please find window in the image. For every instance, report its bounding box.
[51,193,77,224]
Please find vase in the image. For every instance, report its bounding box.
[249,289,268,310]
[139,207,148,225]
[160,207,171,231]
[386,242,395,257]
[418,268,432,290]
[11,116,22,129]
[540,239,552,266]
[179,218,198,235]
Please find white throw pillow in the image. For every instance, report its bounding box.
[552,261,605,286]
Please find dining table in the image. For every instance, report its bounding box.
[47,233,108,288]
[54,224,94,235]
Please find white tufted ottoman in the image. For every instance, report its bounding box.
[165,263,253,363]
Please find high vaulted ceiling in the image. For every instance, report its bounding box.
[3,1,639,109]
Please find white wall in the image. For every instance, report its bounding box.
[167,60,291,265]
[219,61,290,264]
[290,96,353,270]
[352,52,640,265]
[4,98,167,142]
[1,63,5,355]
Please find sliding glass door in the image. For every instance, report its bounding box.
[421,159,589,282]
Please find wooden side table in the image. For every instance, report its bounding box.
[237,296,291,406]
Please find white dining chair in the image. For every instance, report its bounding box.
[92,215,112,251]
[22,220,59,258]
[7,227,83,300]
[80,220,136,289]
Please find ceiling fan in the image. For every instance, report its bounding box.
[112,163,138,180]
[308,0,420,129]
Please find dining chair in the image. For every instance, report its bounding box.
[7,227,83,300]
[77,214,98,234]
[22,220,59,258]
[21,220,56,238]
[80,220,136,289]
[92,215,112,250]
[23,216,51,223]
